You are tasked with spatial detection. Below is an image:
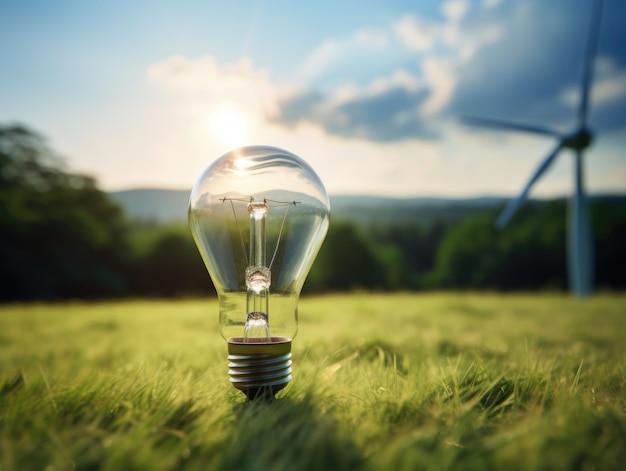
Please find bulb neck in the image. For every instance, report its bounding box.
[227,337,292,400]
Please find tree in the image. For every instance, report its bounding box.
[430,202,568,290]
[0,124,132,300]
[592,198,626,289]
[305,220,388,292]
[371,222,449,289]
[134,232,215,297]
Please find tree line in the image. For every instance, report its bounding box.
[1,124,625,301]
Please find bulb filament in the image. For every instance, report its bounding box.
[220,196,298,342]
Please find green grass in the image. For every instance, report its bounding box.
[1,293,625,470]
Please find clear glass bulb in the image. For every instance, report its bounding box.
[189,145,330,398]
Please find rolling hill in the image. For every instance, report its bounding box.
[108,188,507,226]
[109,188,626,227]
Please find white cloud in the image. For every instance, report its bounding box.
[295,28,391,83]
[441,0,469,22]
[366,69,422,95]
[295,40,338,81]
[593,71,626,104]
[559,58,626,108]
[421,58,456,115]
[147,55,281,118]
[455,23,502,62]
[279,3,504,138]
[588,57,626,105]
[595,56,617,75]
[440,1,467,48]
[394,15,439,51]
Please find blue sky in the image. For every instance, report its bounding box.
[1,0,625,197]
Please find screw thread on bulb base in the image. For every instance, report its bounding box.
[227,337,292,400]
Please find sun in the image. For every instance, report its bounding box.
[209,106,248,147]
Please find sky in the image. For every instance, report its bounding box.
[1,0,625,198]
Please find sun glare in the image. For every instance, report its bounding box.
[209,106,248,147]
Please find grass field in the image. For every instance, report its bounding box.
[1,293,625,470]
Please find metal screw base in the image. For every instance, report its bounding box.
[227,337,292,400]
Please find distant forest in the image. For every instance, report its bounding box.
[2,124,625,301]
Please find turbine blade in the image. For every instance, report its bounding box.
[568,151,594,296]
[460,115,560,137]
[578,0,604,127]
[496,142,564,228]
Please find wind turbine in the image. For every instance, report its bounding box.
[462,0,604,297]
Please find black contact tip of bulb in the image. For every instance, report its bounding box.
[244,386,277,402]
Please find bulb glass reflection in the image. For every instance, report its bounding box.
[189,146,330,398]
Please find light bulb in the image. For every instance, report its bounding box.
[189,145,330,399]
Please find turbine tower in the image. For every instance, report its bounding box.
[462,0,603,297]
